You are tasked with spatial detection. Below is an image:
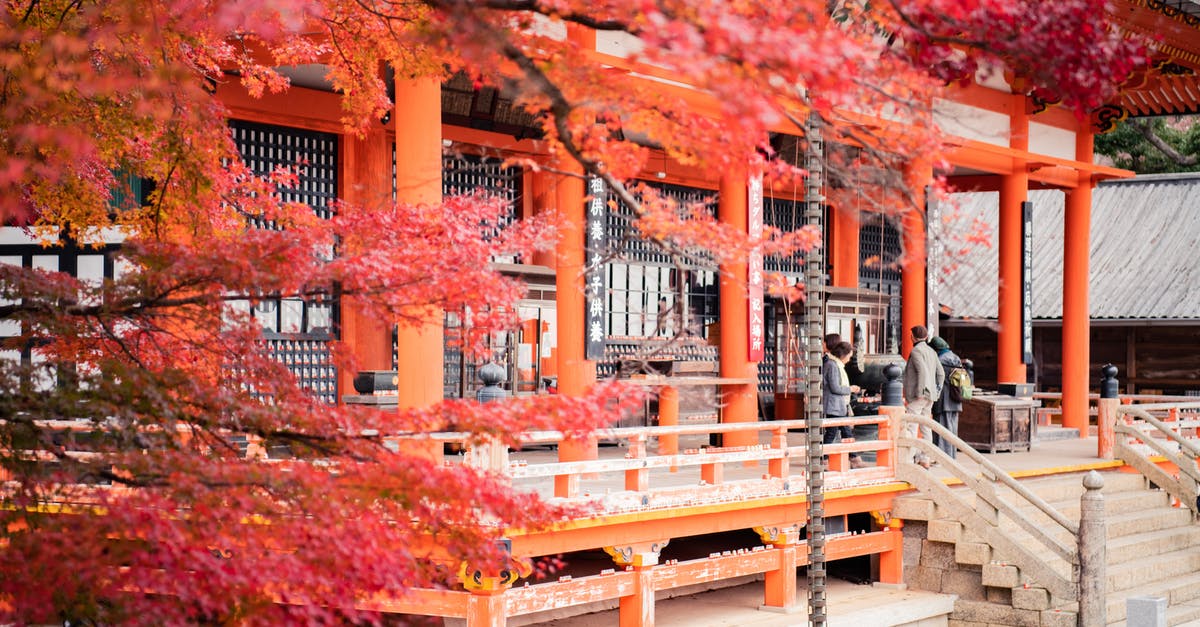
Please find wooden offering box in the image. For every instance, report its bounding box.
[959,392,1036,453]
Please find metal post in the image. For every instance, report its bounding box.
[1078,471,1106,627]
[803,112,827,627]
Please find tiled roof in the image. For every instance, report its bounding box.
[938,173,1200,320]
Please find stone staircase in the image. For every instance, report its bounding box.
[895,469,1200,626]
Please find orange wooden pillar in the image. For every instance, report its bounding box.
[998,104,1029,384]
[554,160,597,497]
[339,127,395,399]
[1062,130,1094,436]
[618,558,657,626]
[900,161,931,357]
[529,171,557,269]
[658,385,679,460]
[831,204,860,289]
[761,530,801,612]
[465,592,505,627]
[876,406,904,584]
[392,78,445,463]
[718,167,757,448]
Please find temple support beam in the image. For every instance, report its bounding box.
[901,161,931,357]
[554,161,597,497]
[1062,131,1095,436]
[998,103,1029,385]
[394,78,445,409]
[718,168,757,448]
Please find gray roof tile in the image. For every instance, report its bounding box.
[938,173,1200,320]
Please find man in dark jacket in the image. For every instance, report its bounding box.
[928,336,963,459]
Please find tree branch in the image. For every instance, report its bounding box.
[1130,119,1198,167]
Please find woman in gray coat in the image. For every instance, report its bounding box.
[822,341,864,468]
[928,336,963,459]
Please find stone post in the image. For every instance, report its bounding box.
[1126,596,1168,627]
[1078,471,1106,627]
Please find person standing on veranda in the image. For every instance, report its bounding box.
[903,325,943,468]
[823,341,865,468]
[928,336,963,460]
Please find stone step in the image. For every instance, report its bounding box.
[995,471,1147,504]
[1107,598,1200,627]
[950,598,1053,626]
[1107,524,1200,566]
[999,488,1172,531]
[1107,546,1200,594]
[1166,603,1200,627]
[1105,570,1200,624]
[1035,425,1081,442]
[1002,503,1195,545]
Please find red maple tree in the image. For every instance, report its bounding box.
[0,0,1144,624]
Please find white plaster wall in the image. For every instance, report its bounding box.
[596,31,644,58]
[934,98,1009,146]
[1029,122,1077,162]
[527,13,566,41]
[0,226,58,246]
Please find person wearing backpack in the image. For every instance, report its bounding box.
[928,336,965,459]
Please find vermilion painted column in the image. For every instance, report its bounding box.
[900,161,931,357]
[998,105,1029,384]
[340,128,395,400]
[1062,131,1094,436]
[554,161,597,497]
[529,172,556,269]
[718,168,757,449]
[394,79,445,409]
[831,205,860,288]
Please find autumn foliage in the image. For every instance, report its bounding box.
[0,0,1144,623]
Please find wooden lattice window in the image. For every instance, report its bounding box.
[229,120,339,404]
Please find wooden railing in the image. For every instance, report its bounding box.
[471,414,898,505]
[10,413,912,627]
[370,413,906,625]
[1032,392,1199,426]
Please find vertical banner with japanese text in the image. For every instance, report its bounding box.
[748,173,765,362]
[1021,200,1034,365]
[925,187,940,339]
[585,177,607,360]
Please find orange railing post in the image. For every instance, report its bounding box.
[768,426,789,479]
[658,385,679,472]
[876,407,903,472]
[625,433,649,492]
[1097,398,1119,460]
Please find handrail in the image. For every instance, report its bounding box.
[1033,392,1200,403]
[903,415,1078,534]
[898,414,1078,600]
[502,413,897,501]
[1114,401,1200,413]
[1114,405,1200,517]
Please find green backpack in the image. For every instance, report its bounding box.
[947,367,973,402]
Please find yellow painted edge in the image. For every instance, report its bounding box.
[936,457,1166,488]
